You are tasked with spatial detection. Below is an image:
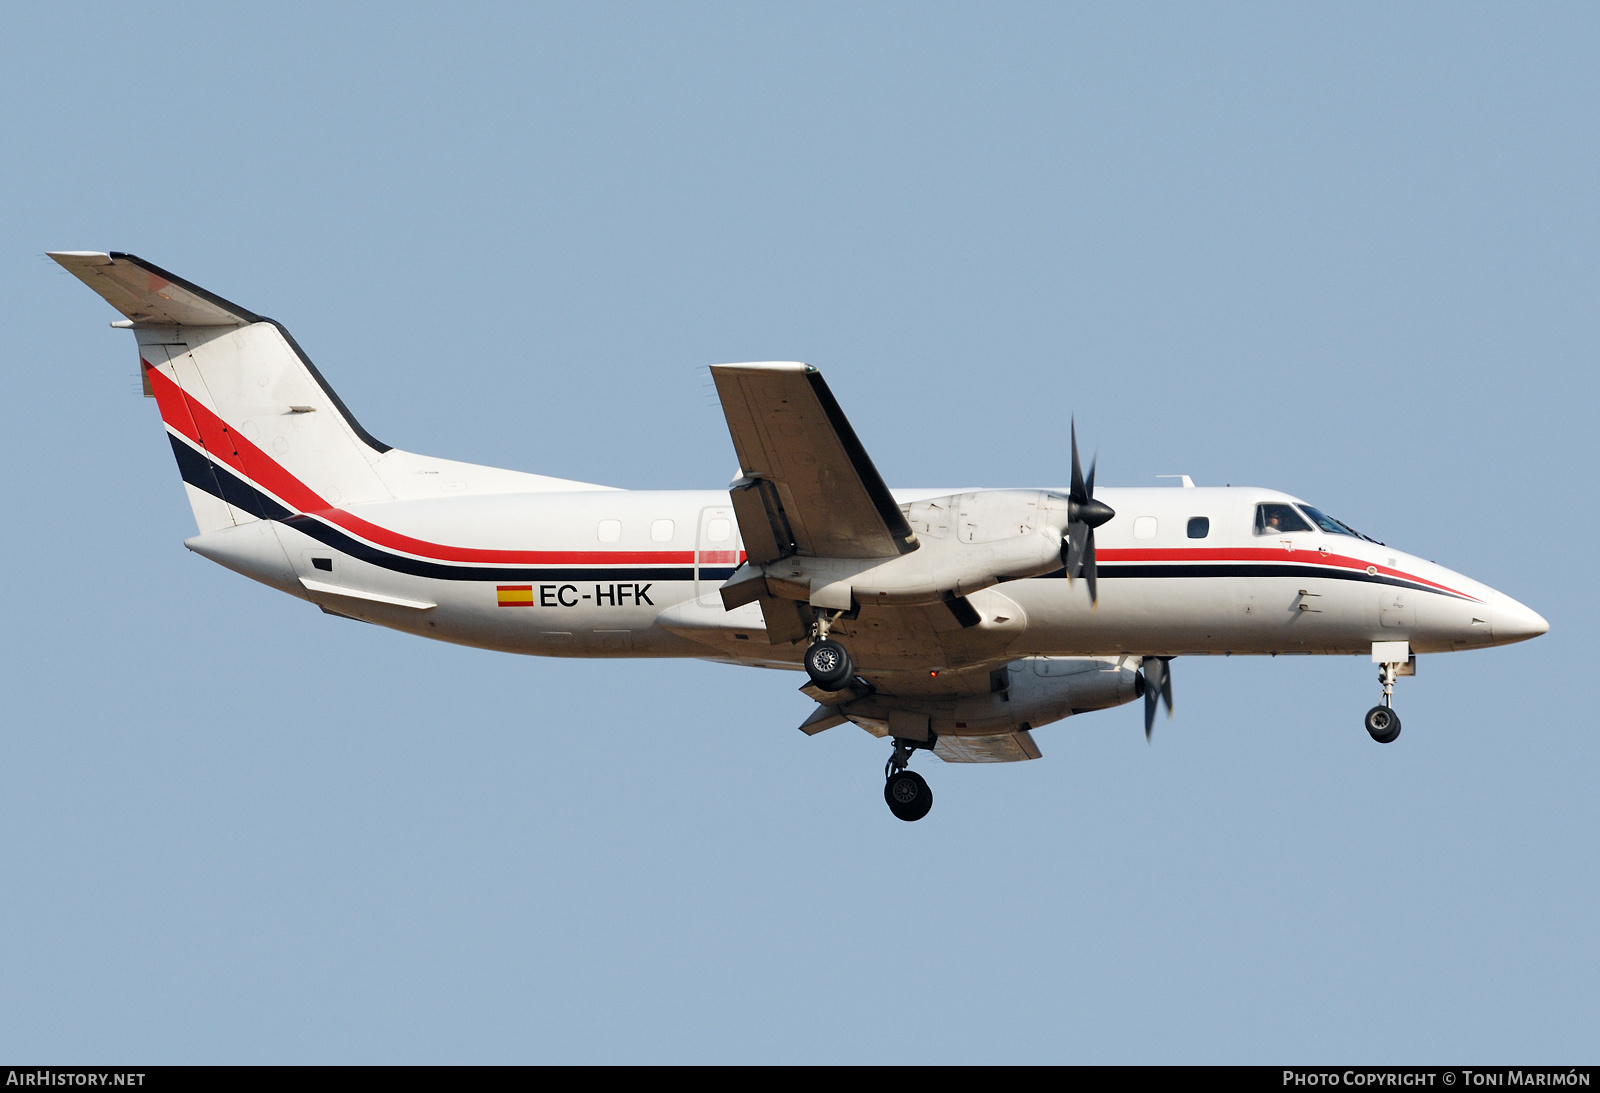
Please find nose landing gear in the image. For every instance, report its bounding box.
[884,737,935,821]
[1366,641,1413,744]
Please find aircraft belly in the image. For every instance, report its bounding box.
[461,580,705,658]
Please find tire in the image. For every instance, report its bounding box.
[1364,705,1402,744]
[884,769,933,822]
[804,639,854,691]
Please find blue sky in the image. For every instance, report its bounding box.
[2,3,1595,1062]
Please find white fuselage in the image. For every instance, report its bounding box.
[185,482,1544,670]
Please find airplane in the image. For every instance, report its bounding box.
[50,251,1550,821]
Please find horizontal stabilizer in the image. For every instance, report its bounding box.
[48,251,258,327]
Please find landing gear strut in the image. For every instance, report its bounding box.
[1366,643,1412,744]
[884,737,935,822]
[804,610,854,691]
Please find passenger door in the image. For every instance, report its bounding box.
[695,506,739,599]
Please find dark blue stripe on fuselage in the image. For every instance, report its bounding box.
[283,514,710,582]
[169,433,731,583]
[1036,563,1473,600]
[168,433,1472,600]
[169,434,292,521]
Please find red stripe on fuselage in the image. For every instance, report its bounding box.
[150,365,739,566]
[150,368,1455,594]
[1097,546,1479,602]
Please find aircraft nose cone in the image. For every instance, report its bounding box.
[1492,592,1549,644]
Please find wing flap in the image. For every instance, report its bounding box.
[797,704,849,735]
[933,730,1043,763]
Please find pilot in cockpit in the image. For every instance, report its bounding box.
[1256,503,1310,536]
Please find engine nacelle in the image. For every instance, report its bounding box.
[733,489,1071,610]
[842,655,1141,738]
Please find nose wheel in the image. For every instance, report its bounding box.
[1364,704,1401,744]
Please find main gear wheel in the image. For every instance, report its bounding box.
[884,769,933,822]
[804,638,854,691]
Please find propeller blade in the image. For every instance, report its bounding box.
[1060,419,1113,606]
[1064,521,1088,578]
[1083,530,1099,606]
[1142,656,1173,740]
[1069,419,1086,502]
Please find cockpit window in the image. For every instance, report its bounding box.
[1297,505,1355,536]
[1296,504,1379,542]
[1255,503,1311,535]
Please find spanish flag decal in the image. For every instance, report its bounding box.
[497,585,535,607]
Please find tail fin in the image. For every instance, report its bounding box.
[52,251,400,534]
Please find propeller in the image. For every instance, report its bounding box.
[1062,419,1116,605]
[1141,656,1174,741]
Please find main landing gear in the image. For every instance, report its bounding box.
[803,610,855,691]
[800,611,935,821]
[884,737,935,822]
[1365,644,1413,744]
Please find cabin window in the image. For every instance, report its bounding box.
[1132,516,1158,539]
[1187,517,1210,539]
[650,519,675,542]
[707,518,732,542]
[597,519,622,543]
[1254,503,1311,535]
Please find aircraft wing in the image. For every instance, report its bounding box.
[710,363,918,563]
